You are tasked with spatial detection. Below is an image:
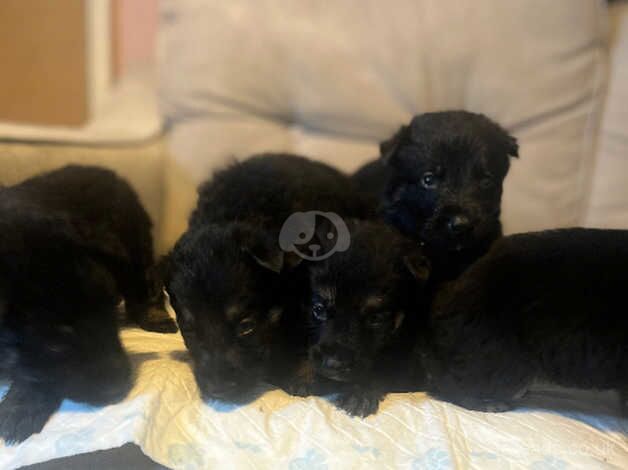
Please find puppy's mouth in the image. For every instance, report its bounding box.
[420,231,476,253]
[316,362,357,382]
[199,380,258,404]
[318,369,353,382]
[195,366,261,404]
[421,238,469,253]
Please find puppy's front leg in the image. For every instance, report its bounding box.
[430,379,529,413]
[335,385,384,417]
[442,395,514,413]
[282,359,318,397]
[0,380,62,444]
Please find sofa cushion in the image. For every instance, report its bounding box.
[585,2,628,228]
[0,140,168,253]
[160,0,608,246]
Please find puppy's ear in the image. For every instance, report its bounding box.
[233,224,285,273]
[246,246,284,274]
[244,238,285,274]
[379,125,408,164]
[403,251,431,283]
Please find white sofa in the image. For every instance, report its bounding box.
[1,1,627,468]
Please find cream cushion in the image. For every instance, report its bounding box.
[159,0,609,248]
[0,140,168,253]
[585,2,628,228]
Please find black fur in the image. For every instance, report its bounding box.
[353,111,518,282]
[306,220,430,416]
[166,153,370,403]
[0,192,131,443]
[0,165,174,443]
[3,165,177,333]
[412,228,628,413]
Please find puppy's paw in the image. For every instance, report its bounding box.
[335,389,383,417]
[284,360,318,397]
[285,381,313,397]
[458,398,513,413]
[0,393,60,444]
[135,307,178,333]
[479,400,512,413]
[0,407,49,444]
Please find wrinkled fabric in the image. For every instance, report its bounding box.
[1,327,626,469]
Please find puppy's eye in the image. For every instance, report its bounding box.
[237,317,257,337]
[421,172,438,189]
[365,312,390,329]
[312,302,328,321]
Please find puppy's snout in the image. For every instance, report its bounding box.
[447,214,472,235]
[202,379,238,399]
[320,344,355,371]
[196,360,246,399]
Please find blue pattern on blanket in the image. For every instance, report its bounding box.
[58,400,99,412]
[2,384,102,413]
[530,456,569,470]
[234,441,262,453]
[412,448,453,470]
[204,398,243,413]
[352,444,381,458]
[470,451,499,460]
[289,448,328,470]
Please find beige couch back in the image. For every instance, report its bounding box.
[159,0,610,249]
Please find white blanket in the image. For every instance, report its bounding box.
[1,328,627,469]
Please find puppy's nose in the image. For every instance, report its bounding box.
[201,377,239,399]
[447,215,472,235]
[206,383,237,398]
[322,347,355,370]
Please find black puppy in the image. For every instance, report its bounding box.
[3,165,177,333]
[413,228,628,414]
[305,220,430,417]
[353,111,518,282]
[166,153,370,403]
[0,194,132,444]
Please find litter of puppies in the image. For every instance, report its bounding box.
[1,112,625,445]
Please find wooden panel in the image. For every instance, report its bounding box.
[0,0,87,126]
